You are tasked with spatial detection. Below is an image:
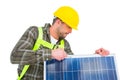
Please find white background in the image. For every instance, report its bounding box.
[0,0,120,79]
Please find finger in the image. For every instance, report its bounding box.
[56,56,61,61]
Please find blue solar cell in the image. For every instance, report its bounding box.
[44,55,118,80]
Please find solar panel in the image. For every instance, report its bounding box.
[44,55,118,80]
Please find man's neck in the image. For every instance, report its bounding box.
[50,26,59,40]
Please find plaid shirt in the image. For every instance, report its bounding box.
[10,23,73,80]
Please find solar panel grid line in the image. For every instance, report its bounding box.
[80,58,83,80]
[45,55,118,80]
[105,56,110,80]
[111,56,118,80]
[54,61,56,80]
[111,57,117,80]
[103,57,107,80]
[77,58,81,80]
[61,60,63,80]
[105,56,117,80]
[71,58,74,80]
[88,58,96,80]
[97,57,109,80]
[62,60,65,80]
[88,57,99,78]
[74,58,79,80]
[97,57,105,79]
[107,57,113,80]
[82,58,87,80]
[93,57,98,80]
[86,57,96,80]
[108,56,115,80]
[106,56,116,80]
[111,56,117,80]
[64,58,68,79]
[88,57,93,80]
[102,57,107,79]
[97,57,104,80]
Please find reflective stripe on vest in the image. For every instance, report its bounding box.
[17,27,64,80]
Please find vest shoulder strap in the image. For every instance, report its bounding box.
[18,27,43,80]
[18,27,64,80]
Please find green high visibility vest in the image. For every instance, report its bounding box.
[17,27,64,80]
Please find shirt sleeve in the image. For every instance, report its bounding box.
[10,26,52,65]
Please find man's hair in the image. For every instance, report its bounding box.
[52,17,59,25]
[52,17,64,25]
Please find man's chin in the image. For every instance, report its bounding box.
[59,37,65,40]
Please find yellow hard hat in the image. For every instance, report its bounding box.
[54,6,79,30]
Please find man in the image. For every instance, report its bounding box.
[10,6,109,80]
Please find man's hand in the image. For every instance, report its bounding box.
[95,48,109,56]
[51,48,67,61]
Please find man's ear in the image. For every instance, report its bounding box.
[56,18,62,25]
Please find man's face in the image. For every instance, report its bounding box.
[56,21,72,39]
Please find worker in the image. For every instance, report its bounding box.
[10,6,109,80]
